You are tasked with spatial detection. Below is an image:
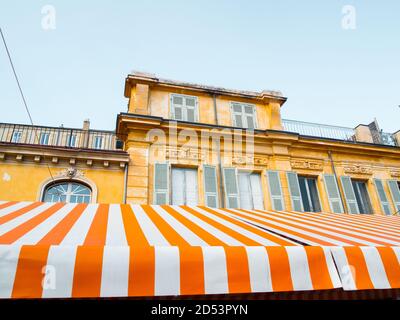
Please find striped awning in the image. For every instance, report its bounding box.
[0,201,399,299]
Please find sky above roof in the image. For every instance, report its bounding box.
[0,0,399,132]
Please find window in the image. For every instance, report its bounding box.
[352,180,373,214]
[39,132,50,145]
[171,167,198,206]
[43,182,91,203]
[11,131,22,143]
[67,134,77,147]
[238,171,264,210]
[298,176,321,212]
[93,136,103,149]
[231,102,257,129]
[170,94,198,122]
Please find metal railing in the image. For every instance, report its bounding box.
[0,123,122,151]
[282,119,397,147]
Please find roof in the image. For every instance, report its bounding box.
[0,201,399,298]
[125,71,287,103]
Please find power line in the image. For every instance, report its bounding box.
[0,27,57,186]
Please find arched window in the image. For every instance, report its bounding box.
[43,181,92,204]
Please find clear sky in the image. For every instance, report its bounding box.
[0,0,399,132]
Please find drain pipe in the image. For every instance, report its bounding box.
[123,162,128,204]
[212,93,225,208]
[328,150,347,213]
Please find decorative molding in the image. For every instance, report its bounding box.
[165,147,205,161]
[291,159,323,171]
[390,170,400,178]
[343,164,372,175]
[232,155,269,166]
[56,167,85,179]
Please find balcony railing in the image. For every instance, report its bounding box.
[0,123,123,151]
[282,119,397,147]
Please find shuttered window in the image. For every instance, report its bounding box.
[223,167,239,208]
[373,179,392,215]
[171,167,198,206]
[352,180,373,214]
[170,94,198,122]
[231,102,257,129]
[203,165,218,208]
[340,176,360,214]
[286,172,304,212]
[153,162,169,205]
[387,180,400,213]
[238,172,264,210]
[298,176,321,212]
[266,171,285,211]
[323,174,344,213]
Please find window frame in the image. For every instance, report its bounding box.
[39,132,50,145]
[298,175,322,213]
[11,131,22,143]
[93,135,103,149]
[42,181,92,204]
[351,179,373,214]
[230,101,258,129]
[170,93,199,122]
[170,166,199,206]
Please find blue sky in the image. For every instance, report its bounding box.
[0,0,399,132]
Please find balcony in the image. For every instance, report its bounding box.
[0,122,123,151]
[282,119,398,147]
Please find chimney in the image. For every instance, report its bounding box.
[83,119,90,131]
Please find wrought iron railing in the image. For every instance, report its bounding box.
[282,119,397,147]
[0,123,123,151]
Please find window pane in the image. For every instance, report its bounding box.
[244,106,253,114]
[234,114,243,127]
[43,182,91,204]
[298,177,311,211]
[173,96,183,105]
[232,104,242,113]
[185,97,195,107]
[246,116,255,129]
[174,106,183,120]
[307,178,321,212]
[186,108,195,122]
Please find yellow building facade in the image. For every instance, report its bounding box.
[1,71,400,216]
[117,72,400,216]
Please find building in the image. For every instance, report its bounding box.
[0,120,129,203]
[1,71,400,216]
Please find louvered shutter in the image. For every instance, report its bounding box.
[185,97,197,122]
[373,179,392,215]
[323,174,344,213]
[266,170,285,211]
[286,172,304,212]
[244,105,256,129]
[223,167,239,208]
[387,180,400,213]
[154,162,169,204]
[203,165,218,208]
[171,95,183,120]
[340,176,359,214]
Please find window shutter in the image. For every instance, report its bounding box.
[373,179,392,215]
[266,170,285,211]
[286,172,304,212]
[203,165,218,208]
[340,176,359,214]
[323,174,344,213]
[154,162,169,205]
[387,180,400,213]
[223,167,239,208]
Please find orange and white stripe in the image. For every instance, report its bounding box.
[0,244,341,298]
[219,208,400,246]
[0,201,399,298]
